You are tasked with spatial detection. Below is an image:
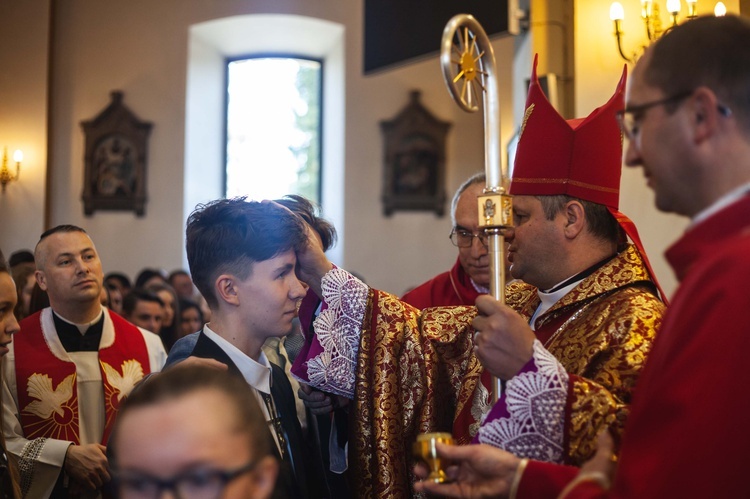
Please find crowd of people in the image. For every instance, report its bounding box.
[0,14,748,499]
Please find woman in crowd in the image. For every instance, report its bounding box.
[10,266,34,321]
[178,298,204,338]
[0,249,23,498]
[145,282,180,351]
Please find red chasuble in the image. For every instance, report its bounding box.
[401,258,484,309]
[14,309,150,445]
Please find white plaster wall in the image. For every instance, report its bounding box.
[1,0,517,296]
[0,0,49,256]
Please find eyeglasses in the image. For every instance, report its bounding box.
[116,460,258,499]
[616,90,732,144]
[449,228,487,248]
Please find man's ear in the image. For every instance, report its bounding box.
[562,201,585,239]
[691,87,721,144]
[35,270,47,291]
[214,275,239,306]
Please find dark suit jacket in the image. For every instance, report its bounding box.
[189,332,326,499]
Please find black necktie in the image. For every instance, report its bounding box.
[261,392,288,461]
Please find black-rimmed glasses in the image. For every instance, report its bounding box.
[449,228,488,248]
[616,90,732,143]
[115,460,258,499]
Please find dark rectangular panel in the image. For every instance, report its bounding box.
[364,0,509,74]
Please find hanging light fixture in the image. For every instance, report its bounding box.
[609,0,725,63]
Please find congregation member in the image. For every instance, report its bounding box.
[103,272,131,299]
[0,250,22,498]
[168,269,196,300]
[165,198,326,499]
[2,225,167,498]
[121,288,165,336]
[414,14,750,499]
[145,282,180,350]
[177,298,204,338]
[10,265,35,321]
[290,56,665,497]
[111,365,278,499]
[134,268,167,290]
[7,251,34,277]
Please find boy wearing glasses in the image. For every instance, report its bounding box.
[112,366,278,499]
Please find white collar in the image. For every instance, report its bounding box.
[529,279,580,331]
[691,181,750,227]
[202,324,272,394]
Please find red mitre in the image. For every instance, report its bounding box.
[510,54,626,209]
[510,55,669,303]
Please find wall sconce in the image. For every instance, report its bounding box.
[0,147,23,193]
[609,0,727,63]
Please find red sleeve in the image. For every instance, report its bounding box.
[516,460,578,498]
[606,238,750,498]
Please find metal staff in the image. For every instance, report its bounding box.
[441,14,512,404]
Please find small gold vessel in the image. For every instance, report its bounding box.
[412,432,454,483]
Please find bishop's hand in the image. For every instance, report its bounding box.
[295,223,333,298]
[472,295,534,380]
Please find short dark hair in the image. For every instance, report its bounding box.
[168,269,190,282]
[134,268,168,289]
[8,249,34,268]
[186,198,307,309]
[114,366,271,459]
[451,172,485,226]
[105,272,132,291]
[38,224,87,242]
[536,195,623,244]
[179,298,204,324]
[122,289,164,317]
[646,15,750,132]
[275,195,337,252]
[145,282,180,315]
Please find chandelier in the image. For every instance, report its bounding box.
[609,0,727,62]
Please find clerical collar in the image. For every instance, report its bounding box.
[53,309,105,352]
[53,309,104,334]
[690,181,750,228]
[542,253,617,294]
[529,253,617,330]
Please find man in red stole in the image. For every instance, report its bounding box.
[291,57,665,497]
[414,14,750,499]
[401,172,493,308]
[2,225,167,498]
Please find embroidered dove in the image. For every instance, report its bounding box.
[23,373,75,419]
[102,359,144,402]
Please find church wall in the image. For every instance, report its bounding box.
[0,0,517,296]
[0,0,50,255]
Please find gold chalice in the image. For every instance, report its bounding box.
[412,432,454,483]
